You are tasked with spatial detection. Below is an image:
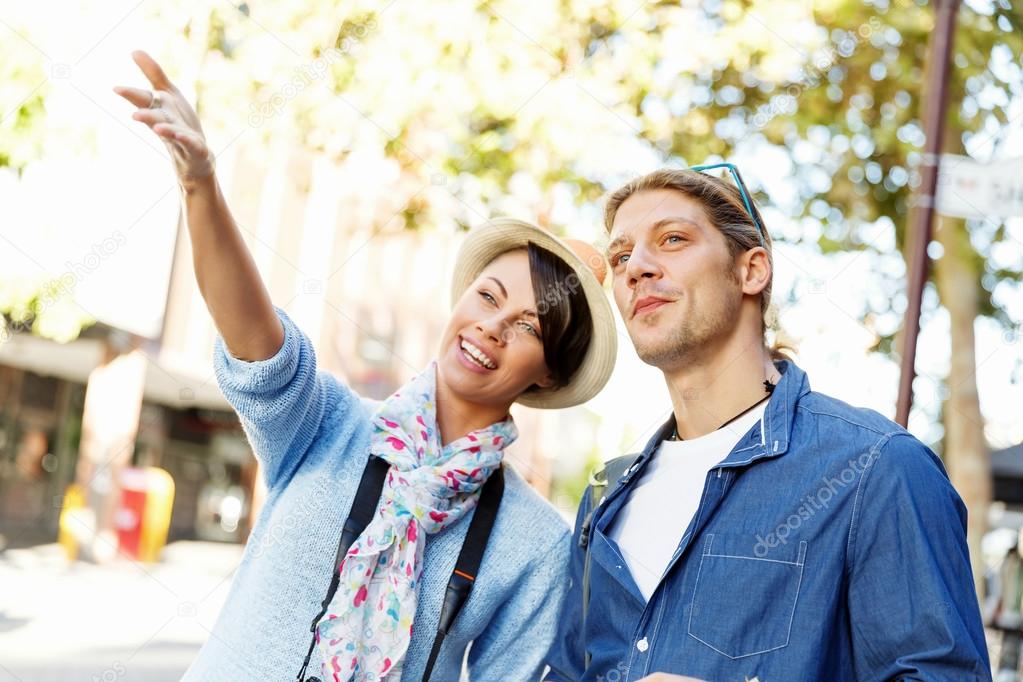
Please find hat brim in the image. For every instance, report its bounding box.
[450,218,617,409]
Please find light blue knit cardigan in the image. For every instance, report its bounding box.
[181,306,571,681]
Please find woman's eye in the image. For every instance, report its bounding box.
[664,234,687,245]
[479,290,497,305]
[612,253,630,267]
[518,321,539,337]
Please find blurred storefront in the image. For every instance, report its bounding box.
[0,366,83,548]
[0,358,254,551]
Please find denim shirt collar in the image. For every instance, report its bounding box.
[586,359,813,605]
[608,359,811,496]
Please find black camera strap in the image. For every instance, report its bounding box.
[298,456,504,682]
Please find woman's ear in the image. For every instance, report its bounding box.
[534,372,556,390]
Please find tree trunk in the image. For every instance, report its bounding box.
[901,25,989,599]
[933,210,990,600]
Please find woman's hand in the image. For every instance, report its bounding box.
[112,50,282,362]
[112,50,215,187]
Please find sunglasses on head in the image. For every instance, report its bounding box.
[689,162,768,249]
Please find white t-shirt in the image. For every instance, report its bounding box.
[609,400,769,601]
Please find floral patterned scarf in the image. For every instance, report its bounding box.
[314,361,517,681]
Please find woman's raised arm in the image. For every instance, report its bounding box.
[113,50,283,361]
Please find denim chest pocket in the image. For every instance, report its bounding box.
[687,533,807,659]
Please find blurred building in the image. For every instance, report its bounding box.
[0,139,577,556]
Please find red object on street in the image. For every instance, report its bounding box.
[115,468,149,559]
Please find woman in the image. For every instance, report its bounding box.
[113,51,616,681]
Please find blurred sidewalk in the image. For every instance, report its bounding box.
[0,541,244,682]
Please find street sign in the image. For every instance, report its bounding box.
[937,154,1023,219]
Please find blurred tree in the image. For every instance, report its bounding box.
[766,0,1021,596]
[0,29,49,171]
[615,0,1022,593]
[0,16,97,343]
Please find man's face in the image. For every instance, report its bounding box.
[606,189,744,370]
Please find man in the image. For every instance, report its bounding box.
[544,166,991,681]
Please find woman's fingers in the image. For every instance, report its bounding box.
[131,50,174,92]
[112,85,155,109]
[153,123,208,157]
[152,121,214,178]
[116,51,215,184]
[132,105,171,126]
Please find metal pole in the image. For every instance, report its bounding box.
[895,0,960,427]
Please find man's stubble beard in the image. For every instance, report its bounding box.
[632,266,743,371]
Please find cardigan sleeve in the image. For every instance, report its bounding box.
[465,525,572,680]
[212,305,359,491]
[541,489,592,681]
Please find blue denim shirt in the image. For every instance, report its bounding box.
[546,360,990,681]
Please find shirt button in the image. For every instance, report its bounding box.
[636,637,649,652]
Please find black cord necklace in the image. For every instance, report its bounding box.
[670,378,776,442]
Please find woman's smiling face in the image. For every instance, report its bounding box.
[436,249,555,409]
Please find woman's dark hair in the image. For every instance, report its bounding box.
[525,241,593,393]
